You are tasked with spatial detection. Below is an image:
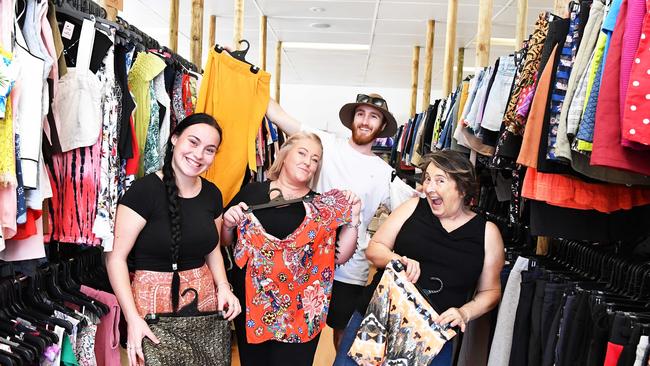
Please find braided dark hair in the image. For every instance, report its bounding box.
[163,113,222,312]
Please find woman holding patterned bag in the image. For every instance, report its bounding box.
[335,150,505,366]
[107,113,240,366]
[221,131,362,366]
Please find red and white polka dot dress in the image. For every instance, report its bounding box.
[622,3,650,145]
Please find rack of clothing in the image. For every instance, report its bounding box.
[0,245,121,366]
[0,0,204,261]
[488,239,650,366]
[388,0,650,244]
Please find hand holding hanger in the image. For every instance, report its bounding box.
[222,202,250,232]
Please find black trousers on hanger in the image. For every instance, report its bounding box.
[508,269,543,366]
[586,303,614,366]
[528,279,548,366]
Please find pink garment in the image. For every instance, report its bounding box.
[0,0,12,48]
[620,0,646,112]
[620,0,648,148]
[0,185,17,242]
[592,0,650,175]
[80,285,121,366]
[0,216,46,261]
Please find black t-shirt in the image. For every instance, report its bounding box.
[227,180,311,239]
[119,174,223,272]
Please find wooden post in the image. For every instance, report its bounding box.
[456,47,465,87]
[234,0,245,49]
[422,20,435,111]
[554,0,571,16]
[515,0,528,49]
[476,0,493,67]
[410,46,420,117]
[275,41,282,102]
[98,0,118,21]
[190,0,204,66]
[169,0,180,52]
[208,15,216,46]
[442,0,458,96]
[259,16,268,70]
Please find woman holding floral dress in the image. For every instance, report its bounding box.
[221,131,361,366]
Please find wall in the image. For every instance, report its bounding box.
[280,83,442,136]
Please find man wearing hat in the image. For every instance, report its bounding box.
[266,94,415,349]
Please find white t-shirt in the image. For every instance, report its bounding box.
[303,126,416,285]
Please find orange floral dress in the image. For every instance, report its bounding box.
[234,189,351,343]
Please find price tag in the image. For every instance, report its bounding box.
[62,21,75,40]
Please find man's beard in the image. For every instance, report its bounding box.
[352,126,381,145]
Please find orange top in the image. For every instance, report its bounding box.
[522,167,650,213]
[234,189,351,343]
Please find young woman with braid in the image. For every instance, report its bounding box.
[107,113,240,366]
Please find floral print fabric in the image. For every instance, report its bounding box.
[234,189,351,344]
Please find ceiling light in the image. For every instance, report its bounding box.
[282,42,370,51]
[310,23,331,29]
[310,6,326,12]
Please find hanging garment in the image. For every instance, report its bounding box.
[92,39,122,251]
[54,18,102,153]
[114,44,135,160]
[518,46,558,168]
[348,260,456,366]
[50,19,104,246]
[621,0,650,145]
[14,21,45,189]
[0,215,46,261]
[620,0,647,118]
[234,189,351,344]
[50,133,102,245]
[521,167,650,213]
[153,72,171,166]
[482,55,517,132]
[80,285,122,366]
[547,3,583,160]
[127,52,166,177]
[46,0,67,78]
[575,0,626,150]
[171,72,186,122]
[592,0,650,176]
[0,0,12,49]
[195,49,270,205]
[143,83,160,174]
[0,90,15,185]
[556,0,607,161]
[505,13,551,135]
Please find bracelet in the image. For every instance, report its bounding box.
[345,221,361,229]
[217,282,233,291]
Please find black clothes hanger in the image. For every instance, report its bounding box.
[214,40,260,74]
[245,188,316,213]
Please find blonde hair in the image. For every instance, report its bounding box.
[267,132,323,187]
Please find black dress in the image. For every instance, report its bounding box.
[358,198,486,314]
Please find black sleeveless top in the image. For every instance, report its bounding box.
[358,198,486,314]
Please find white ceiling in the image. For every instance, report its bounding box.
[120,0,551,89]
